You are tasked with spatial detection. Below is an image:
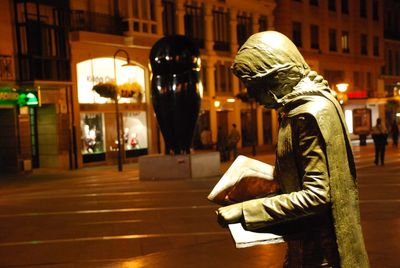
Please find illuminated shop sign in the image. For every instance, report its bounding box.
[77,57,145,104]
[347,91,367,99]
[0,89,39,106]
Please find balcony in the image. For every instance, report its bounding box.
[0,55,14,81]
[70,10,123,36]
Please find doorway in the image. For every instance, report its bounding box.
[0,108,18,172]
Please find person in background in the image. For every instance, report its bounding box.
[216,31,369,267]
[217,126,228,162]
[200,128,212,149]
[371,118,388,165]
[228,123,241,160]
[390,120,399,148]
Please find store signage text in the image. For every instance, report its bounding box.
[0,89,39,106]
[0,91,19,101]
[86,75,115,84]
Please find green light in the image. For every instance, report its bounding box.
[0,89,38,106]
[26,92,38,105]
[17,93,27,106]
[17,92,38,106]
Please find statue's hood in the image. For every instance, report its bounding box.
[231,31,310,86]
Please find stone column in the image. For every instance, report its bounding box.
[252,13,259,34]
[126,0,133,33]
[176,0,185,35]
[230,8,238,54]
[206,59,218,143]
[204,4,214,54]
[155,0,163,35]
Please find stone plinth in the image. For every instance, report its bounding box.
[139,151,220,180]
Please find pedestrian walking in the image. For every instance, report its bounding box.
[390,120,399,148]
[228,123,241,160]
[371,118,388,165]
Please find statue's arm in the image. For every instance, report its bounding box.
[241,115,331,230]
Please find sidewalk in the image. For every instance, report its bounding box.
[0,142,398,267]
[0,146,276,184]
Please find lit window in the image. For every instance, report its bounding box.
[341,31,349,53]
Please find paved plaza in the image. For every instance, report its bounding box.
[0,142,399,267]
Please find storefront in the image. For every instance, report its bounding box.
[76,57,149,166]
[0,88,39,173]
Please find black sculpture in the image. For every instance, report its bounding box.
[150,35,201,155]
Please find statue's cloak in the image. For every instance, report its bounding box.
[279,78,370,268]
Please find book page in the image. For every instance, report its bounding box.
[228,223,285,248]
[208,155,277,205]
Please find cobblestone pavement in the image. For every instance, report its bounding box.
[0,142,399,267]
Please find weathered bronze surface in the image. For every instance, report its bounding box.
[218,31,369,267]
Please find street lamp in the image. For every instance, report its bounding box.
[113,49,135,172]
[336,83,349,105]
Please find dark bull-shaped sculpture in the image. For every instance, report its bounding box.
[150,35,201,155]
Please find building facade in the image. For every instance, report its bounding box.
[274,0,385,136]
[1,0,72,173]
[1,0,277,172]
[382,0,400,126]
[1,0,396,173]
[69,0,277,169]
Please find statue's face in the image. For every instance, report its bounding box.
[245,76,292,109]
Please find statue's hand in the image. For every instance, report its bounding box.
[216,203,243,227]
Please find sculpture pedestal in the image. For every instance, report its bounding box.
[138,151,220,180]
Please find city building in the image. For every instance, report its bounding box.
[70,0,276,169]
[274,0,385,137]
[0,0,277,172]
[1,0,72,172]
[382,0,400,125]
[0,0,396,173]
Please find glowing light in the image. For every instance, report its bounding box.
[198,82,204,98]
[77,58,145,104]
[345,109,353,133]
[336,83,349,93]
[214,100,221,108]
[227,98,235,103]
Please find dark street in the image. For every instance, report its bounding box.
[0,143,399,268]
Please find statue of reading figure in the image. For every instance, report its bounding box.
[216,31,370,268]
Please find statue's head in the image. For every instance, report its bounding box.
[231,31,310,108]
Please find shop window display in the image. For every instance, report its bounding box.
[123,111,148,151]
[80,113,105,155]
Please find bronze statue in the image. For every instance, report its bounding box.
[216,31,370,267]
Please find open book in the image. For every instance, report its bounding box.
[208,155,284,248]
[208,155,279,205]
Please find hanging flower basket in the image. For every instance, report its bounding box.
[92,82,117,99]
[92,82,143,102]
[118,82,143,102]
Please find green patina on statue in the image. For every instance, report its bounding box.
[217,31,369,268]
